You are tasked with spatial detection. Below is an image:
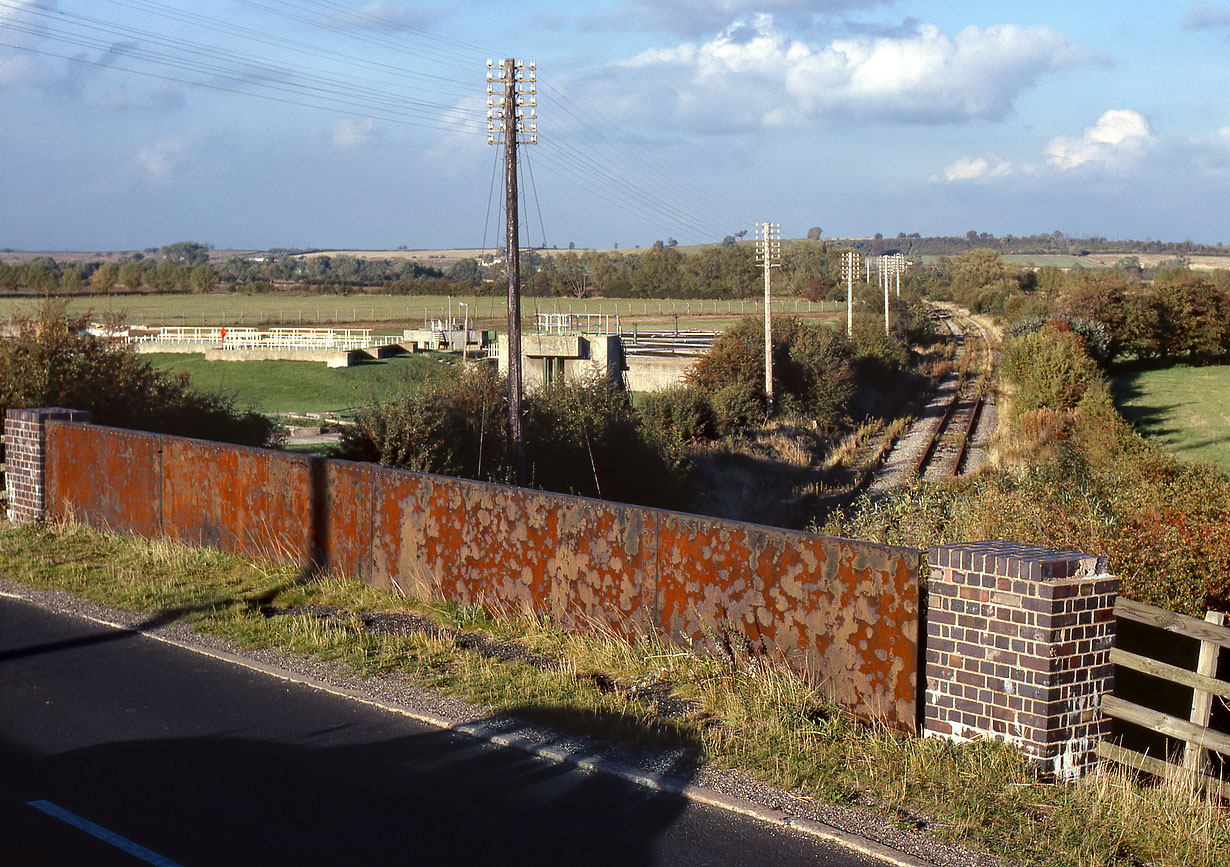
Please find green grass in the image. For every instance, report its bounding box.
[144,352,453,415]
[1111,365,1230,473]
[2,519,1226,867]
[0,292,842,330]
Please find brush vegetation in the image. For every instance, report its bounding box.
[0,519,1225,867]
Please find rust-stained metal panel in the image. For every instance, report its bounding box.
[319,459,375,581]
[158,437,315,565]
[655,512,921,729]
[371,469,659,635]
[46,423,162,537]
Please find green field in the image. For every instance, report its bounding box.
[1112,365,1230,473]
[0,293,841,331]
[144,352,452,415]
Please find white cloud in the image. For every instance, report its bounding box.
[610,16,1100,130]
[132,135,194,183]
[329,118,381,149]
[615,0,886,37]
[1044,109,1155,170]
[1183,3,1230,29]
[942,156,1013,182]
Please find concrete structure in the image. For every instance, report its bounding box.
[498,332,624,389]
[623,353,698,392]
[924,541,1117,781]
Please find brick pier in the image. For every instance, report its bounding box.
[4,407,93,522]
[924,541,1118,780]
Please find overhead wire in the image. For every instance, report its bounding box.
[2,0,747,244]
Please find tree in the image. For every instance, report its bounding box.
[90,263,119,293]
[806,227,822,240]
[118,260,146,291]
[159,241,212,266]
[190,265,220,294]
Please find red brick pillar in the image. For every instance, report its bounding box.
[4,407,93,522]
[925,541,1118,781]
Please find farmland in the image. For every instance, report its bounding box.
[0,293,841,332]
[1111,364,1230,473]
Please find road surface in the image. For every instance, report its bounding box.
[0,594,884,866]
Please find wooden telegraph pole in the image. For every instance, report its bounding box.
[841,249,859,337]
[487,58,536,485]
[756,222,781,414]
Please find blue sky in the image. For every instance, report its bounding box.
[2,0,1229,250]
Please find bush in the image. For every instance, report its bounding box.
[1003,313,1111,364]
[637,386,717,450]
[337,363,509,481]
[0,303,276,447]
[1001,324,1103,414]
[338,369,691,508]
[688,316,855,431]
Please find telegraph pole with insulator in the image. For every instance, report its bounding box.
[487,57,536,485]
[841,249,860,337]
[755,222,781,414]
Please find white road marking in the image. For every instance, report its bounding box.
[27,800,183,867]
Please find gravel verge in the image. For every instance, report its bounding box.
[1,576,1013,867]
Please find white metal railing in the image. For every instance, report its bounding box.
[536,313,613,335]
[130,326,396,352]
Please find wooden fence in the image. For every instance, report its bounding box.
[1099,597,1230,795]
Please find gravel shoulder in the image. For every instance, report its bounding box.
[0,576,1011,867]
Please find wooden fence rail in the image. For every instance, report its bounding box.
[1098,597,1228,796]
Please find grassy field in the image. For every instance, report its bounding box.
[0,293,841,331]
[1111,365,1230,473]
[144,352,452,415]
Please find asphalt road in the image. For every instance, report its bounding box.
[0,595,882,866]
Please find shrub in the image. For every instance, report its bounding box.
[338,369,691,508]
[688,316,855,431]
[637,386,717,450]
[0,302,276,447]
[1001,325,1103,414]
[1003,313,1111,364]
[336,363,509,481]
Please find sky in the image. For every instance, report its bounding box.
[2,0,1230,251]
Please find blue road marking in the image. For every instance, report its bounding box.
[26,800,183,867]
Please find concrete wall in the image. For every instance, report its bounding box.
[623,354,697,392]
[43,419,923,730]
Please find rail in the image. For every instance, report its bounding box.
[912,313,990,479]
[1098,597,1229,796]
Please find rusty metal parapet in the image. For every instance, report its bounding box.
[45,420,923,729]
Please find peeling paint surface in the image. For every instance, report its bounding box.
[46,421,922,729]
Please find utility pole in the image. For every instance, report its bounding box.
[880,255,890,335]
[841,249,860,337]
[755,222,781,414]
[487,57,537,485]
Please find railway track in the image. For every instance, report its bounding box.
[865,307,995,494]
[914,313,991,479]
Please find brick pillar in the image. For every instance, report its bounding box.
[925,541,1118,781]
[4,407,92,522]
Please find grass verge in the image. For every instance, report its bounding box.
[1,520,1225,867]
